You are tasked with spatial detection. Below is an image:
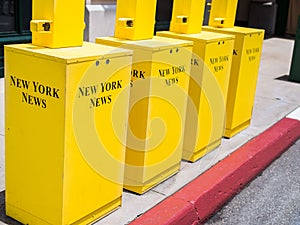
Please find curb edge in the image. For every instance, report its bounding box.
[129,116,300,225]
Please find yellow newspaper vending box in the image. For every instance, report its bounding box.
[5,42,132,225]
[96,36,192,194]
[203,26,264,137]
[157,31,234,162]
[204,0,264,137]
[156,0,234,162]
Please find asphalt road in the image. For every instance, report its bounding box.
[205,139,300,225]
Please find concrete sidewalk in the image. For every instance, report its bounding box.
[0,38,300,225]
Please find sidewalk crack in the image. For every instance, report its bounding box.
[150,189,166,197]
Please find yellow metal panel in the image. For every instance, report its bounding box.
[170,0,206,34]
[203,26,265,138]
[31,0,85,48]
[96,36,192,193]
[158,30,234,43]
[114,0,157,40]
[5,48,66,225]
[7,42,131,63]
[208,0,238,28]
[97,36,193,51]
[157,31,234,162]
[5,43,132,224]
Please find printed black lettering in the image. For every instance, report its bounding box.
[210,58,218,64]
[107,95,112,103]
[38,84,45,95]
[101,96,107,104]
[249,56,256,61]
[34,96,41,106]
[33,81,38,92]
[16,78,21,88]
[165,77,179,86]
[219,55,229,62]
[90,95,112,108]
[22,79,30,90]
[214,65,224,72]
[139,71,145,79]
[100,81,122,92]
[79,87,85,98]
[100,83,105,92]
[132,69,139,78]
[52,88,59,99]
[85,86,91,96]
[28,94,34,105]
[191,58,199,66]
[22,92,48,109]
[111,81,117,90]
[117,80,122,88]
[105,82,111,91]
[159,69,170,77]
[46,86,52,96]
[172,67,176,74]
[10,76,16,86]
[22,92,28,103]
[132,70,145,79]
[90,86,97,95]
[42,99,47,108]
[85,86,90,96]
[10,76,30,89]
[90,98,97,108]
[172,66,185,74]
[253,47,260,53]
[78,86,96,98]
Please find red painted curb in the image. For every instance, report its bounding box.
[129,118,300,225]
[130,196,199,225]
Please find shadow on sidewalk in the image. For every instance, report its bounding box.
[0,191,21,225]
[275,75,300,84]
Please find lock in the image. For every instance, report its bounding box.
[118,18,135,28]
[176,16,188,23]
[30,20,52,32]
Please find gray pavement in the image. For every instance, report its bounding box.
[0,38,299,225]
[205,139,300,225]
